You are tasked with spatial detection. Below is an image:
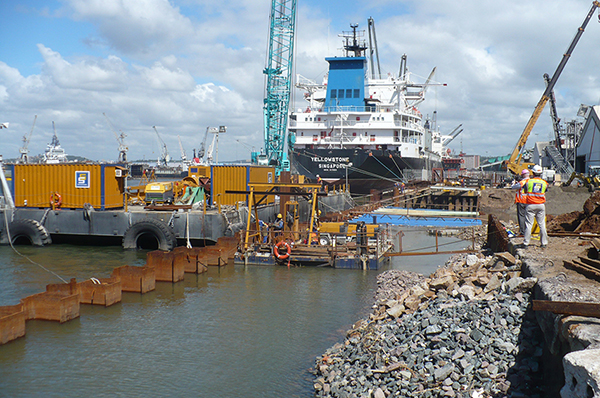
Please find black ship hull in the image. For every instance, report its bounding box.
[291,148,440,194]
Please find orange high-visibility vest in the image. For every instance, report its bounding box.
[523,177,547,204]
[515,178,529,204]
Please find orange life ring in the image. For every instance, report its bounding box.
[50,192,62,208]
[273,241,291,260]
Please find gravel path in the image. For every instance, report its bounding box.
[313,253,546,398]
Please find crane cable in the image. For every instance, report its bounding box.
[3,214,67,283]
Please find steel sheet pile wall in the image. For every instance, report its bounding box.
[11,164,124,210]
[0,235,240,345]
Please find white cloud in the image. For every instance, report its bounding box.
[66,0,195,57]
[3,0,600,163]
[38,45,128,90]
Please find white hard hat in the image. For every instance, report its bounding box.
[532,165,542,174]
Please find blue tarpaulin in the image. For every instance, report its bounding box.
[350,213,482,228]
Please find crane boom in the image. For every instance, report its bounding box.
[263,0,297,175]
[544,73,563,151]
[507,1,600,175]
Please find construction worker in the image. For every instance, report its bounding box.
[272,213,284,231]
[316,174,323,191]
[511,168,530,236]
[522,165,548,248]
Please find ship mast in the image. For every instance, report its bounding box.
[341,24,367,57]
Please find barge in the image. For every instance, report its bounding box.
[0,161,353,249]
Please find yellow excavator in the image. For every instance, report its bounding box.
[505,1,600,176]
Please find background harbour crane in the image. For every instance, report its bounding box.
[177,135,187,164]
[19,115,37,164]
[198,127,210,162]
[152,126,171,167]
[103,113,128,163]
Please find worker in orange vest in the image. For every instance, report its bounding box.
[510,168,530,236]
[522,165,548,248]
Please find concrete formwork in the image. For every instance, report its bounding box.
[111,265,155,293]
[78,278,122,306]
[0,304,26,344]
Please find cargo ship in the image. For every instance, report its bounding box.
[289,21,447,194]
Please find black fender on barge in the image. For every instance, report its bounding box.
[122,219,177,251]
[0,219,52,246]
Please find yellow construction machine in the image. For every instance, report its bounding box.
[505,1,599,176]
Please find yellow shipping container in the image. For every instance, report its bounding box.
[210,165,275,206]
[9,164,125,210]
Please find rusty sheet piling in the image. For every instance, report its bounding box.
[146,251,185,282]
[172,247,208,274]
[0,304,26,344]
[78,278,121,306]
[20,279,80,323]
[487,214,510,253]
[112,265,155,293]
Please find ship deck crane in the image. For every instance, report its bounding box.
[506,1,600,175]
[103,113,128,163]
[262,0,297,175]
[152,126,171,167]
[19,115,37,164]
[441,124,464,147]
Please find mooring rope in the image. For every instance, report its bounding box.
[2,213,68,283]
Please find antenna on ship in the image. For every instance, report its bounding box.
[341,23,367,57]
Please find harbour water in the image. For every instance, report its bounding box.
[0,229,468,397]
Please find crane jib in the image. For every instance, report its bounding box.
[508,1,599,175]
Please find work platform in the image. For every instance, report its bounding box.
[0,192,353,250]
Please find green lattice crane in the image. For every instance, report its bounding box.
[263,0,297,175]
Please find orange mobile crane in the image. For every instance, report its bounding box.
[506,1,600,176]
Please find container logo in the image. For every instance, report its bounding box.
[75,171,90,188]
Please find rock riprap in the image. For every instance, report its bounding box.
[313,254,545,398]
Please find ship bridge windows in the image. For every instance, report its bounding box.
[330,88,361,99]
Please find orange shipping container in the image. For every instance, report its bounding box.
[7,164,125,210]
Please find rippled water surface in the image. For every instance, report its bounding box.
[0,229,467,397]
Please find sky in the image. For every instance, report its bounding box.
[1,0,600,163]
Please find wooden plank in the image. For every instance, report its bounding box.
[578,256,600,270]
[533,300,600,318]
[564,259,600,282]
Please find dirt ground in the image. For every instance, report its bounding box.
[479,186,592,223]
